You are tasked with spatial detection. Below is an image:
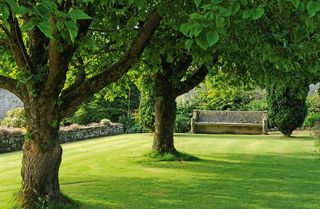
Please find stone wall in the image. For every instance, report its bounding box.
[0,123,123,153]
[0,88,23,119]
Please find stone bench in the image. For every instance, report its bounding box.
[190,110,268,134]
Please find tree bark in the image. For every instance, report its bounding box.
[152,72,177,154]
[16,101,64,209]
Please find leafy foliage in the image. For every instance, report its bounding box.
[62,85,139,125]
[175,103,195,133]
[303,112,320,128]
[0,108,26,128]
[137,75,155,133]
[306,93,320,113]
[246,98,268,111]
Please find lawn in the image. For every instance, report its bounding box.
[0,132,319,209]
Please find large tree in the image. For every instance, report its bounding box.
[152,55,209,153]
[0,0,160,208]
[181,0,320,135]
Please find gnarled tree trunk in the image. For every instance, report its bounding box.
[17,100,64,209]
[151,57,209,154]
[152,72,177,153]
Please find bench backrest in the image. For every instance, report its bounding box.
[194,110,267,124]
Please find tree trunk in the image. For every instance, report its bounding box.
[152,72,177,154]
[16,101,65,209]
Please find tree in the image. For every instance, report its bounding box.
[152,55,208,153]
[180,1,320,138]
[0,1,160,208]
[181,0,320,84]
[267,80,309,136]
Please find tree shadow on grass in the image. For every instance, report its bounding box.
[64,153,320,209]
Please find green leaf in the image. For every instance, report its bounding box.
[231,3,241,15]
[21,18,38,32]
[69,9,92,20]
[206,31,219,47]
[43,0,57,11]
[215,15,225,28]
[242,9,251,19]
[194,0,202,8]
[180,23,189,36]
[185,39,193,51]
[35,4,51,20]
[219,7,232,17]
[56,20,65,31]
[4,0,27,15]
[196,34,208,50]
[38,22,53,39]
[307,1,320,17]
[290,0,300,8]
[252,8,265,20]
[65,21,78,43]
[135,0,144,8]
[240,0,248,5]
[189,23,204,37]
[0,6,9,20]
[5,0,18,13]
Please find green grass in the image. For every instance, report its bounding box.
[1,131,319,209]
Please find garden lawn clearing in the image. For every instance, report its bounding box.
[0,131,319,209]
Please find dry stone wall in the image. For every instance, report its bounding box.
[0,124,123,153]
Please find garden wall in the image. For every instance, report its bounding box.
[0,123,123,153]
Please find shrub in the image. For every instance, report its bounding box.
[62,86,140,126]
[314,122,320,139]
[138,90,155,133]
[246,98,268,111]
[175,111,190,133]
[313,122,320,155]
[174,103,196,133]
[267,82,309,136]
[0,108,26,128]
[100,119,112,126]
[306,94,320,113]
[303,113,320,128]
[118,114,143,133]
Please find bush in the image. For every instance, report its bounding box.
[303,113,320,128]
[314,122,320,139]
[0,108,26,128]
[306,94,320,113]
[100,119,112,126]
[118,114,143,133]
[174,103,196,133]
[175,111,190,133]
[267,82,309,136]
[246,98,268,111]
[138,90,155,133]
[62,85,140,126]
[313,122,320,155]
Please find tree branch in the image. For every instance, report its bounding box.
[59,9,161,118]
[1,8,33,72]
[43,19,92,97]
[7,15,34,72]
[0,75,25,100]
[28,27,49,69]
[174,66,208,97]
